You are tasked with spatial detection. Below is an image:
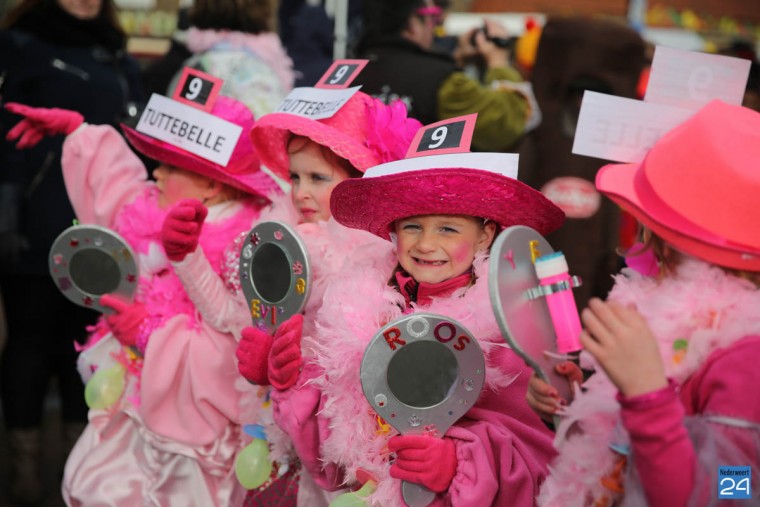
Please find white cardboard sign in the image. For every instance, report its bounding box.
[572,91,693,163]
[645,46,751,110]
[136,94,242,167]
[275,86,361,120]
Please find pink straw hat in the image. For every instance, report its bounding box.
[122,96,280,201]
[330,153,565,240]
[596,100,760,271]
[250,91,421,179]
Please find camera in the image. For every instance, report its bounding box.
[470,25,517,51]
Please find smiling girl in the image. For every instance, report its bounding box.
[258,150,566,506]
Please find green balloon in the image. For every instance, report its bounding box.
[84,364,126,410]
[329,480,376,507]
[235,439,273,489]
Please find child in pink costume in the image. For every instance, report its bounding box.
[236,90,421,506]
[530,100,760,507]
[246,149,566,506]
[5,96,279,506]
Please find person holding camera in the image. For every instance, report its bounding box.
[355,0,535,152]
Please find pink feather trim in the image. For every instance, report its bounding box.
[363,98,423,165]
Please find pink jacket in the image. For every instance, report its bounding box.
[539,259,760,507]
[62,124,262,445]
[272,251,556,507]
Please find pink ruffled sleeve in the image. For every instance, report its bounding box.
[445,347,557,506]
[61,124,148,226]
[271,362,344,491]
[621,335,760,507]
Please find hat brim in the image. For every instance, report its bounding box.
[597,162,760,271]
[250,113,379,180]
[330,168,565,240]
[122,125,279,201]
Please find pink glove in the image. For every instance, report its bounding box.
[5,102,84,149]
[161,199,208,262]
[389,435,457,493]
[268,314,304,391]
[236,326,274,385]
[100,294,148,348]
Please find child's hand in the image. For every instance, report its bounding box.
[5,103,84,149]
[100,294,147,348]
[388,435,457,493]
[161,199,208,262]
[236,326,274,385]
[526,361,582,421]
[268,314,304,390]
[580,298,667,397]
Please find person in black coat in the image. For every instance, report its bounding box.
[0,0,143,503]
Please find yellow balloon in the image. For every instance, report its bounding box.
[84,364,126,410]
[235,439,273,490]
[329,480,376,507]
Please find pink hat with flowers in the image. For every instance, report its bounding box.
[250,91,422,179]
[122,96,280,202]
[596,100,760,272]
[330,152,565,240]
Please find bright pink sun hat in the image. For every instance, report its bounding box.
[330,152,566,240]
[596,99,760,272]
[250,91,421,179]
[121,95,280,201]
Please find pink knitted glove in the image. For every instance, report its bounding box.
[236,326,274,385]
[268,314,304,391]
[389,435,458,493]
[5,102,84,149]
[161,199,208,262]
[100,294,148,348]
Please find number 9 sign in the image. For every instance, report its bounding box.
[406,113,478,158]
[315,59,369,89]
[172,67,224,112]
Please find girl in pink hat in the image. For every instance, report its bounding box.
[5,95,279,506]
[235,90,422,505]
[246,146,566,506]
[528,100,760,507]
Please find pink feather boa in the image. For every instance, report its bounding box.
[98,189,260,346]
[308,252,521,506]
[538,258,760,507]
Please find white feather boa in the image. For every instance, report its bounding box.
[308,252,522,506]
[538,258,760,506]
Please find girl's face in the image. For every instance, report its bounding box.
[394,215,496,284]
[56,0,102,20]
[153,164,214,209]
[288,140,352,223]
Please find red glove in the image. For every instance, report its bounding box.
[389,435,458,493]
[5,102,84,149]
[236,326,274,385]
[100,294,148,348]
[161,199,208,262]
[268,314,304,390]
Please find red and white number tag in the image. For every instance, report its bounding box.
[171,67,224,112]
[405,113,477,159]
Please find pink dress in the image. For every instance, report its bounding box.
[538,259,760,507]
[59,124,266,506]
[272,251,557,506]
